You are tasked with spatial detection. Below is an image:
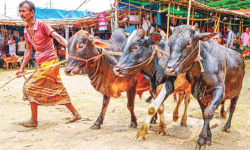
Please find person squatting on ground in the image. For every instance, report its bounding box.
[16,1,81,128]
[241,27,250,60]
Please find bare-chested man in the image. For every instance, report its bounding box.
[16,1,81,128]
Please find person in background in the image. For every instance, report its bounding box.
[196,28,200,33]
[8,35,16,56]
[17,37,26,56]
[213,32,224,45]
[158,27,167,40]
[241,27,250,60]
[16,1,81,128]
[226,25,234,49]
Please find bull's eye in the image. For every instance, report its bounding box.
[186,40,192,47]
[77,42,85,51]
[131,46,140,52]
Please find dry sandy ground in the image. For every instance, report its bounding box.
[0,61,250,150]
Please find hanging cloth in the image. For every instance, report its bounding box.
[156,12,161,26]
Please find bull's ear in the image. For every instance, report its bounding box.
[92,40,109,48]
[198,32,217,41]
[148,33,162,45]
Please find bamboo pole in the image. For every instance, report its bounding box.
[119,1,150,11]
[217,14,221,32]
[214,12,217,32]
[200,21,201,31]
[187,0,192,25]
[192,7,194,26]
[140,2,142,26]
[167,2,171,40]
[239,19,242,44]
[128,0,130,26]
[166,14,214,21]
[115,0,119,28]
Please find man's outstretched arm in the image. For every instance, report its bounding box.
[51,32,68,47]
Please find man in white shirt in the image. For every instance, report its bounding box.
[158,27,167,40]
[17,37,26,56]
[8,35,17,56]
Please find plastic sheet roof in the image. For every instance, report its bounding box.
[34,8,93,19]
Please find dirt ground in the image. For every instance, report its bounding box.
[0,61,250,150]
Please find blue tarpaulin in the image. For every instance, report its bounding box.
[114,25,136,33]
[34,8,93,19]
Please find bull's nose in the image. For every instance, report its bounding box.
[165,67,176,76]
[64,69,71,76]
[113,66,122,74]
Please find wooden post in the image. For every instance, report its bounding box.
[239,19,242,44]
[217,14,221,32]
[187,0,192,25]
[115,0,119,28]
[200,21,201,30]
[166,2,171,40]
[4,4,6,15]
[214,12,217,31]
[207,18,208,32]
[192,7,194,26]
[128,0,130,26]
[140,2,142,26]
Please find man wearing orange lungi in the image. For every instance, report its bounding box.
[16,1,81,127]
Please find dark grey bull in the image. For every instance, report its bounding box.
[165,24,245,149]
[114,29,192,139]
[64,29,150,129]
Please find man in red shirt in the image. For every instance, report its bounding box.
[16,1,81,128]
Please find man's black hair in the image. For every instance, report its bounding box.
[19,1,36,13]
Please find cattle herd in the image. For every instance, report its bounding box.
[64,23,245,150]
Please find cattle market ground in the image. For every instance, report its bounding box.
[0,61,250,150]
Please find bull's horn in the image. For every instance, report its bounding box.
[192,23,198,31]
[125,32,130,37]
[136,28,146,38]
[170,26,174,32]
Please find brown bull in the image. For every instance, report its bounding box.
[64,29,151,129]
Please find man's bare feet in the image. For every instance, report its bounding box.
[19,119,38,128]
[66,112,82,124]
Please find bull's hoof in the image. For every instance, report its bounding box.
[173,114,178,122]
[135,123,148,141]
[222,127,230,133]
[207,141,212,146]
[195,143,208,150]
[180,119,187,126]
[128,123,138,128]
[150,120,157,124]
[157,131,165,136]
[157,123,166,136]
[220,111,227,119]
[90,124,101,130]
[180,122,187,126]
[221,115,226,119]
